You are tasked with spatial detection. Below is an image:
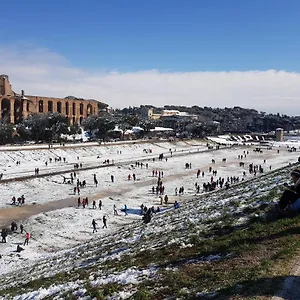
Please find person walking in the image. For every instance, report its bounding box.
[93,174,98,187]
[20,224,24,234]
[124,204,128,216]
[92,219,97,233]
[1,229,7,243]
[102,216,107,228]
[164,195,169,205]
[92,200,96,209]
[99,200,102,210]
[24,232,30,246]
[113,204,118,215]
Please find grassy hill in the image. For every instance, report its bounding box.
[1,163,300,299]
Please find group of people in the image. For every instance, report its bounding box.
[1,221,30,252]
[11,195,25,206]
[44,156,67,167]
[140,204,160,224]
[174,186,185,196]
[91,216,107,233]
[152,170,164,178]
[127,173,136,181]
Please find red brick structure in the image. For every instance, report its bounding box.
[0,75,99,125]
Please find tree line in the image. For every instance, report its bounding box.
[0,105,300,145]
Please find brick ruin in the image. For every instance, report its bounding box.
[0,75,99,125]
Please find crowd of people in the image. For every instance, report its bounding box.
[1,144,298,262]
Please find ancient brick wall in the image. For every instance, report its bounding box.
[0,75,99,124]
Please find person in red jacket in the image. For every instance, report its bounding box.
[24,232,30,246]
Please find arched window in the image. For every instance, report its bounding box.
[87,104,93,116]
[48,101,53,112]
[79,103,84,115]
[65,102,69,115]
[72,116,76,124]
[57,102,62,113]
[1,98,10,120]
[79,117,83,124]
[26,102,30,111]
[38,100,44,113]
[66,116,69,125]
[72,103,76,115]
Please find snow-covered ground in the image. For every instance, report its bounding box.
[0,136,300,298]
[0,140,207,180]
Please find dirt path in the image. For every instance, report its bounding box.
[0,157,225,228]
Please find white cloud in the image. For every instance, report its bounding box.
[0,44,299,115]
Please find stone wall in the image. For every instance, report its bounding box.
[0,75,99,124]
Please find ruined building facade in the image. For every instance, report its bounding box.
[0,75,99,125]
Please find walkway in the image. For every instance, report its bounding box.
[272,257,300,300]
[0,164,203,227]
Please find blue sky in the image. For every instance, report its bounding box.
[1,0,300,71]
[1,0,300,115]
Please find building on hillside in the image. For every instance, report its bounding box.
[0,75,100,125]
[161,110,182,116]
[140,107,153,119]
[159,110,199,129]
[140,107,198,122]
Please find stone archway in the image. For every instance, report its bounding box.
[57,101,62,113]
[14,98,23,124]
[38,100,44,113]
[1,98,10,122]
[65,102,69,115]
[87,104,93,116]
[72,103,76,115]
[48,101,53,112]
[80,103,84,115]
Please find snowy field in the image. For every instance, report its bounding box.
[0,140,206,180]
[0,137,300,293]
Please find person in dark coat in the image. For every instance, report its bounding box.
[92,219,97,233]
[278,169,300,215]
[267,169,300,221]
[142,209,152,224]
[102,216,107,228]
[11,221,18,232]
[1,229,8,243]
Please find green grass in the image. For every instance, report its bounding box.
[3,216,300,299]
